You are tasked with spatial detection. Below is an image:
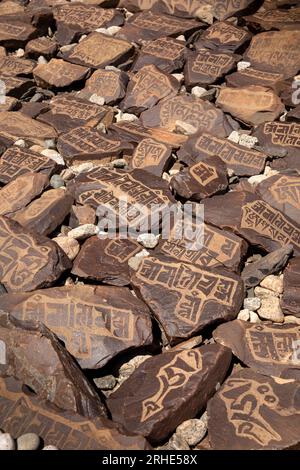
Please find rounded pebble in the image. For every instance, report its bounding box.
[17,433,40,450]
[0,433,15,450]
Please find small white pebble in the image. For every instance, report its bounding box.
[89,94,105,106]
[237,61,251,71]
[15,48,25,57]
[0,433,15,450]
[37,55,47,64]
[14,139,26,147]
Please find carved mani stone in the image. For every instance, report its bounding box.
[130,137,172,177]
[281,257,300,317]
[207,368,300,450]
[0,216,71,292]
[79,69,129,105]
[0,19,37,48]
[130,254,244,344]
[107,344,232,444]
[25,36,58,59]
[0,285,153,369]
[33,58,89,89]
[0,56,35,77]
[132,37,187,74]
[0,376,150,449]
[0,312,106,418]
[196,20,251,52]
[226,68,285,94]
[214,320,300,380]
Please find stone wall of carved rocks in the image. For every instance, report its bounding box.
[0,0,299,451]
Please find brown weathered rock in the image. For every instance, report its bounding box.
[25,36,58,59]
[132,37,187,74]
[216,85,285,126]
[170,155,228,200]
[226,68,285,94]
[72,236,141,286]
[0,216,71,292]
[130,137,172,177]
[196,20,251,52]
[0,75,34,99]
[0,312,106,417]
[0,19,37,48]
[69,204,96,227]
[0,56,35,77]
[33,59,89,89]
[0,376,150,450]
[79,69,129,105]
[107,344,232,444]
[0,146,57,184]
[214,320,300,380]
[281,257,300,317]
[0,285,153,369]
[0,172,49,217]
[178,130,267,176]
[207,368,300,450]
[245,8,300,30]
[130,254,244,344]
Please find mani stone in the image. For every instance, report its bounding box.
[37,95,111,134]
[0,285,153,369]
[107,344,232,444]
[12,188,74,236]
[243,30,300,79]
[57,126,127,164]
[256,172,300,225]
[53,3,124,45]
[0,111,57,147]
[213,320,300,380]
[33,59,89,89]
[79,69,129,105]
[72,236,141,287]
[207,368,300,450]
[132,37,186,74]
[116,10,202,45]
[245,8,300,30]
[0,216,71,293]
[196,20,251,52]
[184,49,239,88]
[281,257,300,317]
[0,19,37,48]
[62,32,134,69]
[0,376,150,450]
[130,254,244,345]
[0,312,106,418]
[170,155,228,201]
[216,85,285,127]
[130,137,172,177]
[0,56,35,77]
[177,130,267,177]
[0,75,34,99]
[202,190,300,255]
[140,95,233,137]
[199,0,258,21]
[226,68,285,94]
[25,36,58,59]
[0,172,49,218]
[241,245,293,288]
[120,65,180,115]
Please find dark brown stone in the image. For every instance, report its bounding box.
[25,36,58,59]
[184,48,239,87]
[62,32,134,69]
[0,146,57,185]
[130,254,244,345]
[0,19,37,49]
[0,96,19,112]
[245,8,300,30]
[196,20,251,52]
[0,56,35,77]
[207,368,300,450]
[107,344,232,444]
[69,204,96,228]
[214,320,300,380]
[141,95,233,136]
[0,376,150,449]
[226,68,285,94]
[0,111,57,146]
[72,236,141,286]
[79,69,129,105]
[170,155,228,200]
[132,37,187,74]
[0,75,34,99]
[281,257,300,317]
[0,284,153,369]
[0,172,49,217]
[252,121,300,163]
[178,130,267,176]
[287,104,300,123]
[202,190,300,255]
[120,65,180,115]
[0,216,71,292]
[33,58,89,89]
[129,137,172,177]
[0,312,106,417]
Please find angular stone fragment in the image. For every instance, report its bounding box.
[0,285,153,369]
[130,254,244,344]
[132,37,186,74]
[0,19,37,48]
[130,137,172,177]
[196,20,251,52]
[72,236,141,286]
[245,8,300,30]
[0,376,150,450]
[216,85,285,126]
[25,36,58,59]
[141,95,233,136]
[0,172,49,217]
[0,76,34,99]
[33,59,89,89]
[226,68,285,93]
[0,216,71,292]
[0,146,56,184]
[0,312,106,417]
[79,69,129,105]
[107,344,232,444]
[62,32,134,69]
[0,111,56,147]
[281,257,300,317]
[207,369,300,450]
[170,155,228,200]
[120,65,180,115]
[178,130,267,176]
[0,56,35,77]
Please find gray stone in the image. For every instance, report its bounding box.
[176,414,207,446]
[50,174,65,189]
[94,375,117,391]
[243,297,261,311]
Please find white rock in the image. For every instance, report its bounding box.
[176,414,207,446]
[227,168,235,177]
[237,309,250,321]
[71,162,96,175]
[43,138,56,149]
[191,86,207,98]
[284,315,300,325]
[97,122,106,133]
[37,55,47,64]
[30,144,44,153]
[249,311,261,323]
[195,5,214,24]
[89,94,105,106]
[41,149,65,166]
[105,65,120,72]
[14,139,26,147]
[175,120,197,135]
[162,171,171,182]
[106,26,122,36]
[243,297,261,311]
[79,34,87,42]
[248,174,268,186]
[0,433,15,450]
[176,35,185,41]
[137,233,159,249]
[172,73,184,83]
[116,110,138,122]
[17,433,40,450]
[238,134,258,148]
[53,236,80,261]
[264,165,278,177]
[237,61,251,71]
[15,48,25,57]
[43,445,59,450]
[128,249,149,270]
[67,224,99,241]
[227,130,240,143]
[60,44,76,53]
[260,275,283,294]
[258,297,284,322]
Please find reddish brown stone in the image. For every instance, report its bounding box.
[79,69,129,105]
[226,68,285,94]
[196,20,251,52]
[245,8,300,30]
[130,137,172,177]
[281,257,300,317]
[33,59,89,89]
[25,36,58,59]
[0,56,35,77]
[0,76,34,99]
[132,37,187,74]
[0,19,37,48]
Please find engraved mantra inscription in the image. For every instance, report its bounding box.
[51,97,104,121]
[264,122,300,148]
[190,162,218,185]
[0,149,50,181]
[56,5,115,28]
[192,51,233,77]
[205,22,247,43]
[103,239,140,262]
[132,69,174,106]
[270,176,300,208]
[160,100,219,130]
[132,139,167,168]
[142,38,185,60]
